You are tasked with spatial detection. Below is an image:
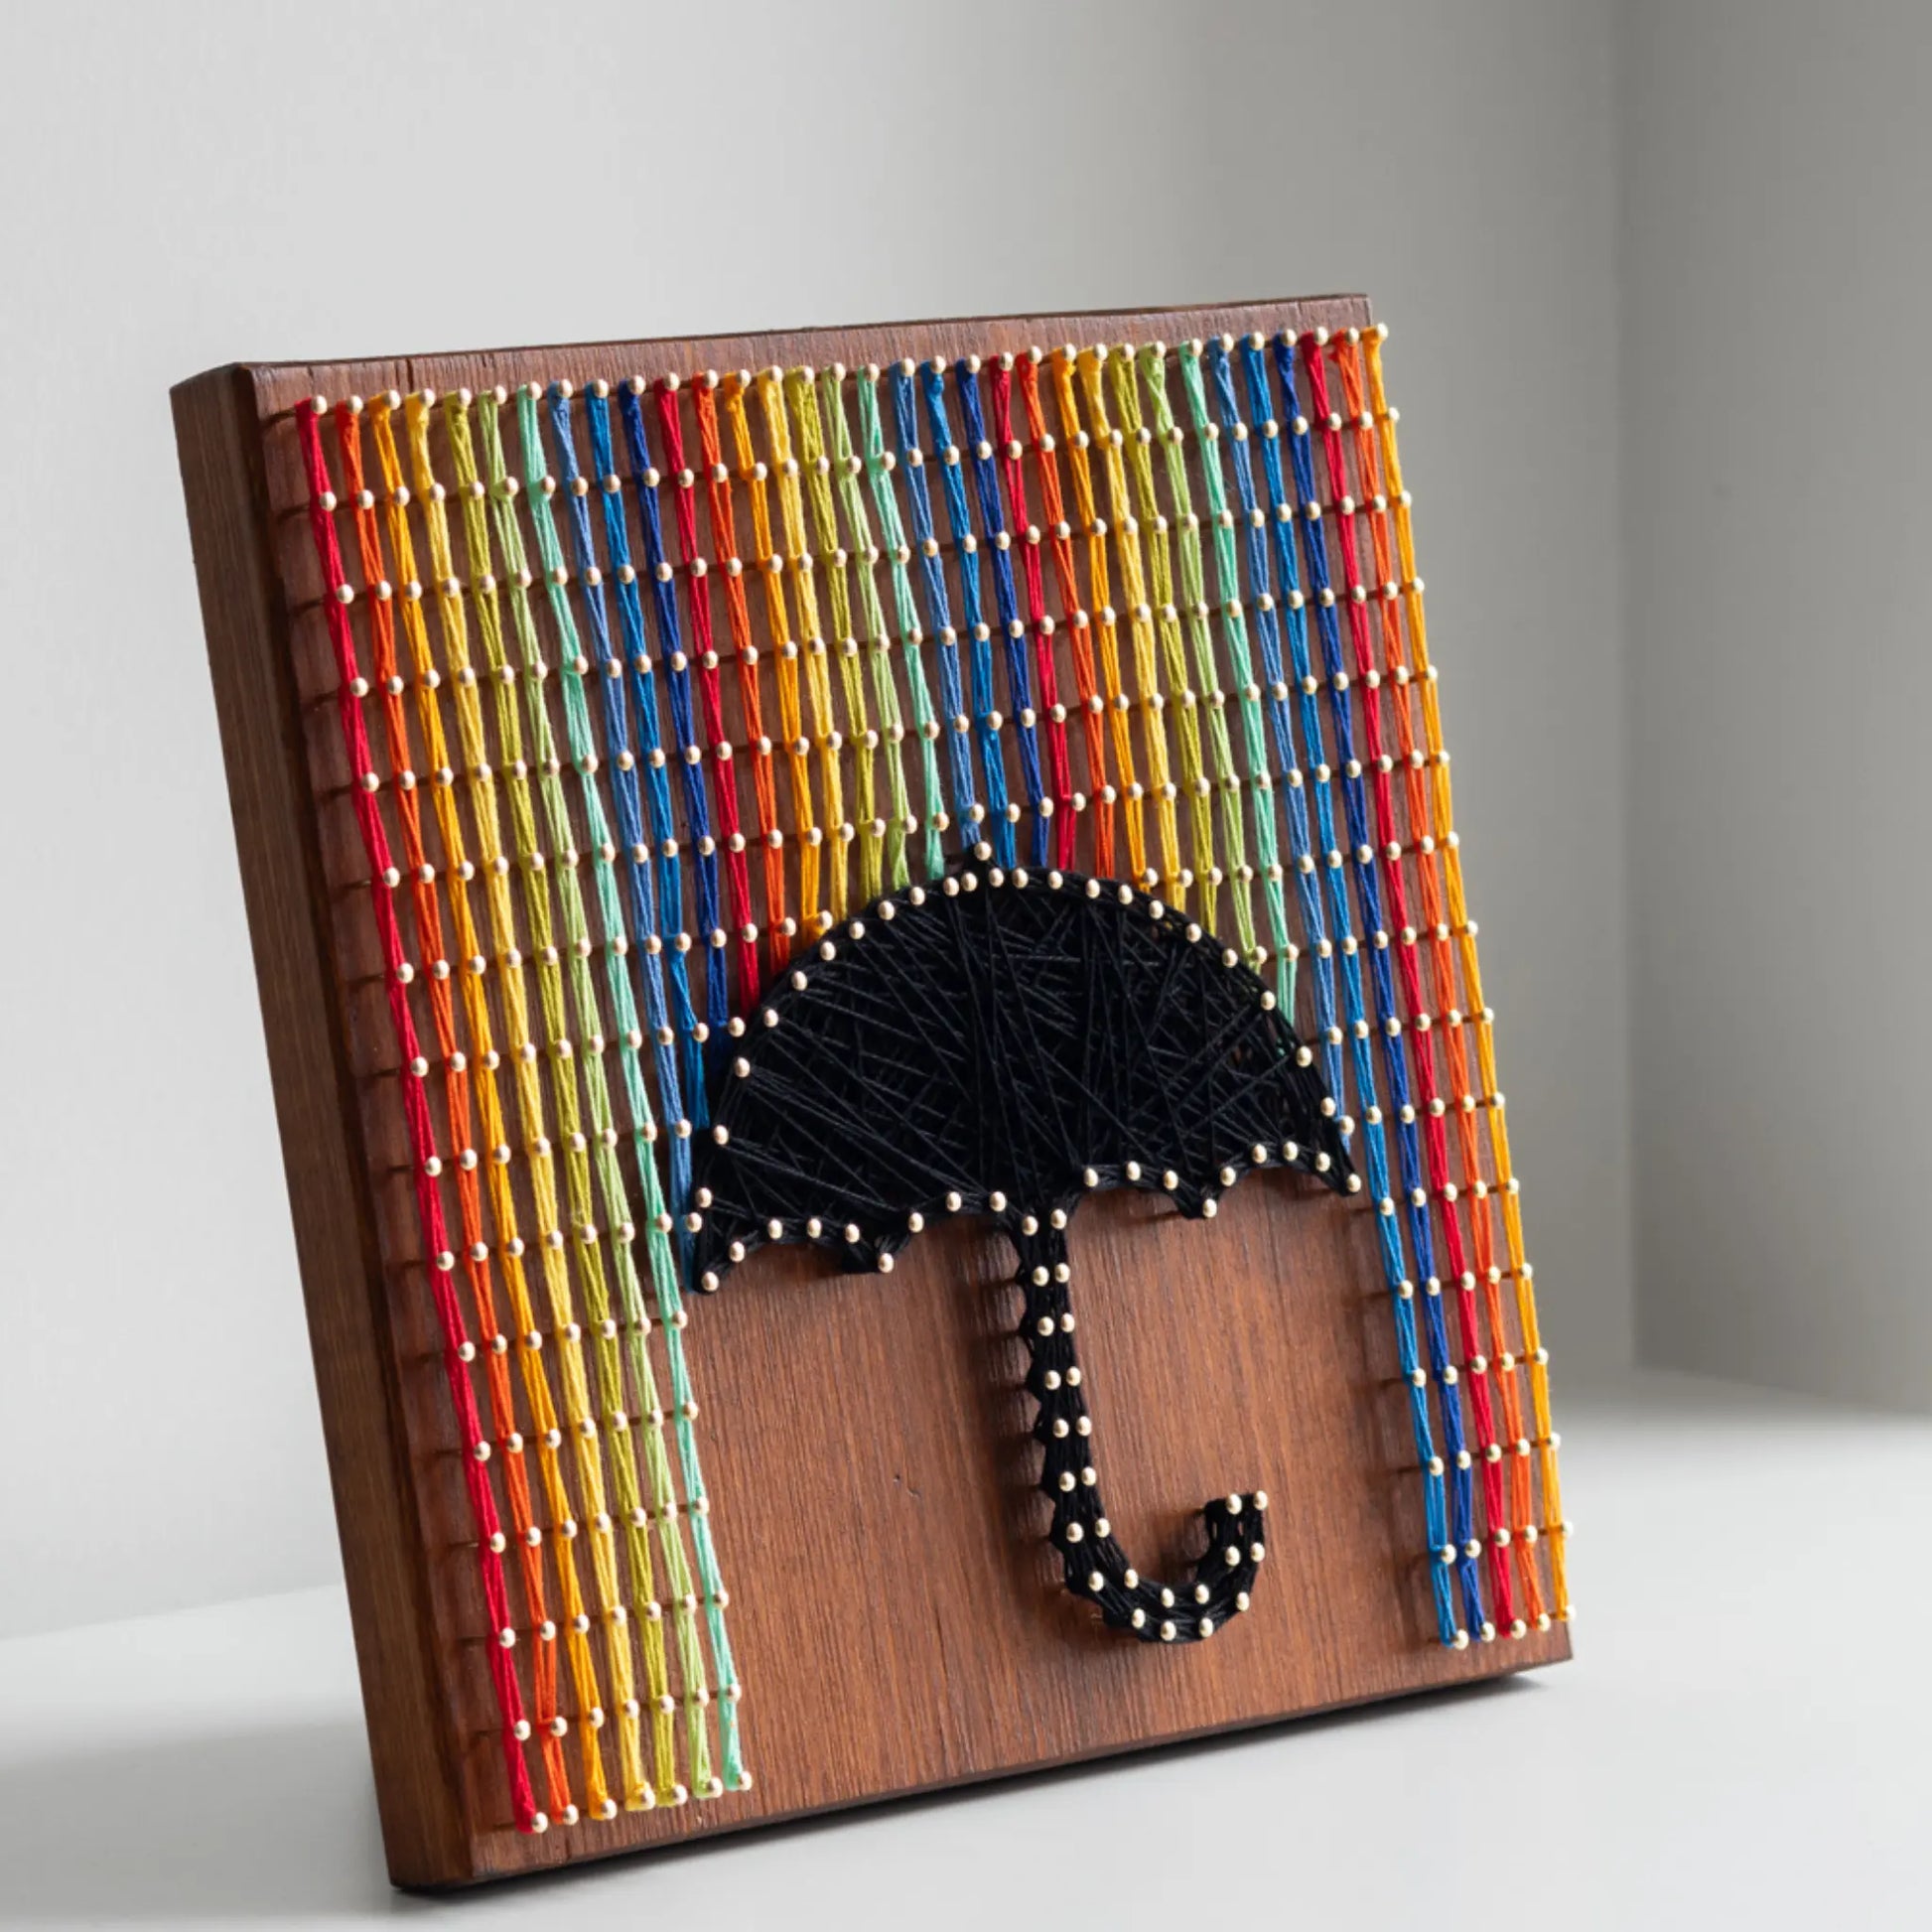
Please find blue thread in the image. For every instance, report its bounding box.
[504,387,740,1785]
[1219,339,1453,1645]
[953,359,1048,866]
[1271,335,1483,1640]
[855,369,949,880]
[608,384,731,1042]
[538,388,706,1216]
[915,362,1015,866]
[889,363,997,848]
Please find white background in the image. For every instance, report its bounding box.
[2,0,1921,1645]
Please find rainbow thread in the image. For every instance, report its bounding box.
[289,323,1565,1837]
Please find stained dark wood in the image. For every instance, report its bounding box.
[173,299,1568,1890]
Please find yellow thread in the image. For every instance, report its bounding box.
[1075,347,1179,897]
[493,388,720,1796]
[443,394,673,1807]
[1051,349,1146,887]
[756,369,847,926]
[1108,345,1214,921]
[724,374,819,938]
[405,395,633,1815]
[369,396,613,1818]
[784,369,884,904]
[1363,332,1567,1620]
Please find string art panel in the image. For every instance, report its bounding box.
[173,297,1571,1889]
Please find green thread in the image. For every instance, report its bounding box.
[1171,345,1296,1016]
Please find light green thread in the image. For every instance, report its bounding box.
[1170,345,1295,1014]
[1106,351,1216,923]
[785,370,886,902]
[820,367,918,893]
[484,388,744,1797]
[445,398,664,1809]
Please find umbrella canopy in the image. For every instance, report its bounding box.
[690,863,1352,1643]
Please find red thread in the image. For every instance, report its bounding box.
[1016,354,1114,878]
[1334,340,1544,1625]
[296,402,540,1832]
[693,378,788,982]
[1306,342,1521,1629]
[653,383,760,1011]
[989,359,1075,865]
[334,405,573,1824]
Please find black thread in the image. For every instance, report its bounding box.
[691,863,1351,1642]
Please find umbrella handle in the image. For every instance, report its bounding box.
[1015,1220,1268,1643]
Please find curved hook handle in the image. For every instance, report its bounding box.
[1014,1219,1267,1642]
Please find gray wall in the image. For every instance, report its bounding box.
[1622,0,1932,1405]
[0,0,1627,1636]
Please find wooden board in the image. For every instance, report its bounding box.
[172,297,1569,1889]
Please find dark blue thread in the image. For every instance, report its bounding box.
[953,358,1048,866]
[915,363,1016,866]
[542,387,709,1202]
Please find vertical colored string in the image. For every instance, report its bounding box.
[1293,334,1491,1632]
[1218,346,1456,1644]
[756,368,850,928]
[1136,344,1262,971]
[436,391,656,1806]
[950,356,1050,867]
[370,390,616,1821]
[1273,334,1484,1639]
[693,371,789,976]
[1169,343,1295,1013]
[584,379,744,1783]
[606,381,733,1046]
[505,392,679,1808]
[1318,337,1521,1631]
[1200,342,1311,1049]
[1107,346,1217,923]
[820,363,939,885]
[406,391,641,1801]
[1015,348,1115,880]
[725,373,824,937]
[335,401,575,1828]
[1050,346,1146,885]
[292,400,539,1832]
[469,389,689,1799]
[887,358,993,855]
[641,376,760,1019]
[460,388,692,1800]
[1073,347,1181,897]
[544,385,709,1147]
[988,353,1078,867]
[912,360,1017,864]
[1297,335,1511,1633]
[1363,325,1569,1624]
[783,367,891,902]
[536,376,726,1777]
[489,387,747,1789]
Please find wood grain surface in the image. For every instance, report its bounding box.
[173,297,1568,1889]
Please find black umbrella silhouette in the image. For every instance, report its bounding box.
[688,863,1352,1643]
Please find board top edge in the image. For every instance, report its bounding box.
[169,293,1376,402]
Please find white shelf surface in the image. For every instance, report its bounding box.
[3,1372,1925,1930]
